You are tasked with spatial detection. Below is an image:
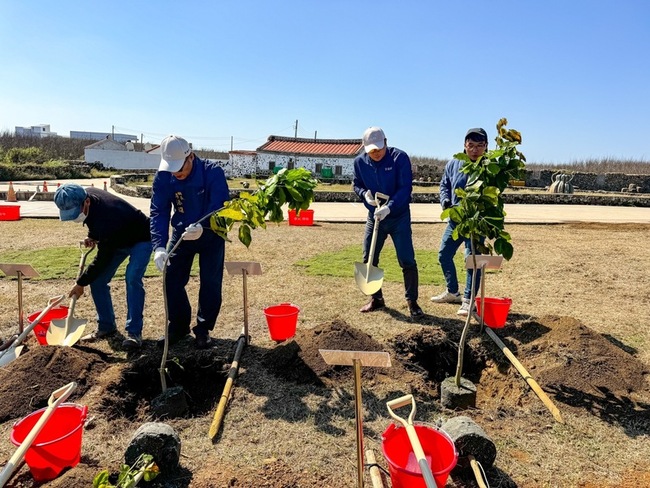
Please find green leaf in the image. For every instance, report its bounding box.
[239,224,252,248]
[219,207,245,221]
[92,471,112,488]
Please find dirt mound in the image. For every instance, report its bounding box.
[0,345,108,422]
[262,319,392,385]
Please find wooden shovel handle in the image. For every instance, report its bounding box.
[0,382,77,487]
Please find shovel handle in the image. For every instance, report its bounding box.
[386,394,436,488]
[0,382,77,487]
[374,192,390,205]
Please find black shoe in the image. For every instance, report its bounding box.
[360,297,385,313]
[195,335,215,349]
[122,334,142,350]
[157,332,190,348]
[82,329,117,342]
[407,300,424,318]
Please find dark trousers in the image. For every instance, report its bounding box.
[165,231,225,337]
[362,214,418,302]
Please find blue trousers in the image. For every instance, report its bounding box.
[165,231,225,337]
[438,221,482,299]
[90,241,151,336]
[362,214,418,302]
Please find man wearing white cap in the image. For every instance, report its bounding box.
[352,127,423,319]
[150,135,230,349]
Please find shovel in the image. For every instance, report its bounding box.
[0,295,65,368]
[386,394,436,488]
[47,243,95,347]
[0,382,77,487]
[354,192,389,295]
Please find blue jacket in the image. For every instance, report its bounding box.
[150,157,229,250]
[439,158,468,209]
[352,147,413,219]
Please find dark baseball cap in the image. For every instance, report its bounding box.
[465,128,488,141]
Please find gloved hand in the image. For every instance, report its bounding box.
[154,247,168,272]
[364,190,377,206]
[374,205,391,221]
[183,223,203,241]
[442,199,451,210]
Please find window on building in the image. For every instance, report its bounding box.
[335,165,343,176]
[268,161,275,171]
[315,163,323,174]
[288,160,295,170]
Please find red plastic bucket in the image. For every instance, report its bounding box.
[263,303,299,341]
[381,423,458,488]
[11,403,88,482]
[288,209,314,226]
[28,306,69,345]
[0,205,20,221]
[475,297,512,328]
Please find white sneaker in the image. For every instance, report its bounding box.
[457,298,471,316]
[430,290,462,304]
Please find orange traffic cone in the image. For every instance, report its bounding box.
[57,182,61,188]
[6,182,17,202]
[43,181,48,192]
[103,181,107,191]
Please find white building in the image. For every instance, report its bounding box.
[231,135,363,179]
[15,124,57,137]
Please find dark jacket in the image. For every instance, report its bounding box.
[352,147,413,220]
[149,156,230,250]
[78,187,151,286]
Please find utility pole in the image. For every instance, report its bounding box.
[231,136,233,151]
[294,119,298,139]
[111,125,114,140]
[314,130,317,141]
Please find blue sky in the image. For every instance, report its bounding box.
[1,1,648,163]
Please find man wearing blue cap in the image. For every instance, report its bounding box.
[431,128,488,315]
[150,135,230,349]
[53,183,152,349]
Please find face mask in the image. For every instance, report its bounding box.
[72,212,86,223]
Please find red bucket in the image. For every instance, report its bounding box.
[11,404,88,482]
[288,209,314,226]
[475,297,512,328]
[28,306,69,345]
[381,423,458,488]
[263,303,299,341]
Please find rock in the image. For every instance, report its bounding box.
[441,416,497,469]
[124,422,181,473]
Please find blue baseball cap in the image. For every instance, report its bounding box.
[54,184,88,221]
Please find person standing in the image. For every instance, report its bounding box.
[352,126,423,318]
[150,135,230,349]
[431,128,488,315]
[53,183,151,349]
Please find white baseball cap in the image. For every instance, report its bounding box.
[159,135,191,172]
[362,127,386,153]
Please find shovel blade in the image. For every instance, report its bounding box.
[46,318,87,346]
[0,345,24,368]
[354,261,384,296]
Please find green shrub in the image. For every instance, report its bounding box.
[4,147,44,164]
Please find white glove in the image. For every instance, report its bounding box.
[154,247,168,272]
[374,205,391,221]
[364,190,377,206]
[183,223,203,241]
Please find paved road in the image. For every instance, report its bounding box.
[2,178,650,224]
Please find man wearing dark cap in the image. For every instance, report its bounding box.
[431,128,488,316]
[53,183,151,348]
[352,126,423,319]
